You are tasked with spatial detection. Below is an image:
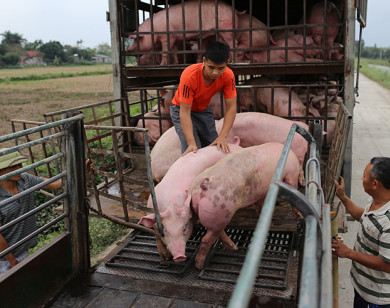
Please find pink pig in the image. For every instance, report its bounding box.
[139,142,241,262]
[150,126,181,183]
[235,14,273,62]
[304,1,341,60]
[128,0,240,65]
[248,33,322,63]
[134,107,172,146]
[216,112,308,185]
[238,77,316,119]
[190,142,300,269]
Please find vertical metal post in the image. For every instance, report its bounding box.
[331,211,339,308]
[298,216,318,308]
[320,204,333,308]
[342,0,356,198]
[62,112,90,273]
[109,0,124,127]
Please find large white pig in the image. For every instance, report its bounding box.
[216,112,308,184]
[303,1,341,60]
[216,112,308,165]
[128,0,240,65]
[238,77,312,118]
[248,33,323,63]
[150,126,181,183]
[134,107,172,146]
[152,112,310,183]
[139,142,241,262]
[190,143,300,269]
[235,14,273,62]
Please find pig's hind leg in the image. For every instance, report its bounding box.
[219,231,238,251]
[195,229,221,270]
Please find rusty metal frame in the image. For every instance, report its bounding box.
[0,114,89,303]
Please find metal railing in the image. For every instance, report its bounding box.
[0,114,87,269]
[228,123,333,308]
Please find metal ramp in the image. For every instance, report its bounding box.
[104,226,295,292]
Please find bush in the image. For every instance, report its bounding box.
[1,52,20,65]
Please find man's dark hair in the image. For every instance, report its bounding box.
[204,41,230,64]
[370,157,390,189]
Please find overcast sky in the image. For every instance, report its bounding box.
[0,0,387,49]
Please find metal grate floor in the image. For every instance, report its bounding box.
[199,228,293,290]
[106,226,293,290]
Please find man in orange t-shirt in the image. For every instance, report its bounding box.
[170,42,237,156]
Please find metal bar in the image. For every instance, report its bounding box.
[0,114,84,143]
[0,153,64,183]
[0,132,65,157]
[143,130,163,237]
[63,112,90,272]
[299,216,319,308]
[0,192,67,233]
[0,172,65,208]
[320,204,333,308]
[43,98,124,117]
[0,213,67,259]
[228,124,298,308]
[84,125,148,133]
[10,119,45,125]
[111,130,130,221]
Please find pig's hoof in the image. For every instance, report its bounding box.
[195,256,205,270]
[195,261,204,270]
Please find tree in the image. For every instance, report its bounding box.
[39,41,66,63]
[0,52,20,65]
[1,31,25,45]
[95,43,112,56]
[24,39,44,51]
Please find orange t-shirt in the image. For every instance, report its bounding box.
[172,63,236,112]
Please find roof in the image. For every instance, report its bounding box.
[25,51,38,57]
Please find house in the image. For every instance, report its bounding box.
[19,51,45,66]
[91,54,112,63]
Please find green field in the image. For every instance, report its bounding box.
[356,58,390,90]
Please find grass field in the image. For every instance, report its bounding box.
[357,58,390,90]
[0,63,112,78]
[0,65,115,138]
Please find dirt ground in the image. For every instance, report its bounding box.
[0,73,114,137]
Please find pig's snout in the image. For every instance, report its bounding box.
[173,254,187,262]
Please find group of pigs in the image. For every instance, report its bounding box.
[134,76,341,147]
[139,112,308,269]
[128,0,343,65]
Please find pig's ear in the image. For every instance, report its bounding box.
[159,89,167,97]
[129,34,144,40]
[232,136,240,146]
[139,213,156,227]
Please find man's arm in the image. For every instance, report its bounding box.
[334,176,364,221]
[41,159,94,190]
[0,224,18,267]
[42,178,62,190]
[210,96,236,152]
[180,102,198,156]
[332,240,390,273]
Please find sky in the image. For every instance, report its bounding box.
[0,0,388,49]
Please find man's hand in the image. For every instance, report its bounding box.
[334,176,346,200]
[210,135,230,153]
[332,239,351,258]
[181,143,198,157]
[86,159,95,172]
